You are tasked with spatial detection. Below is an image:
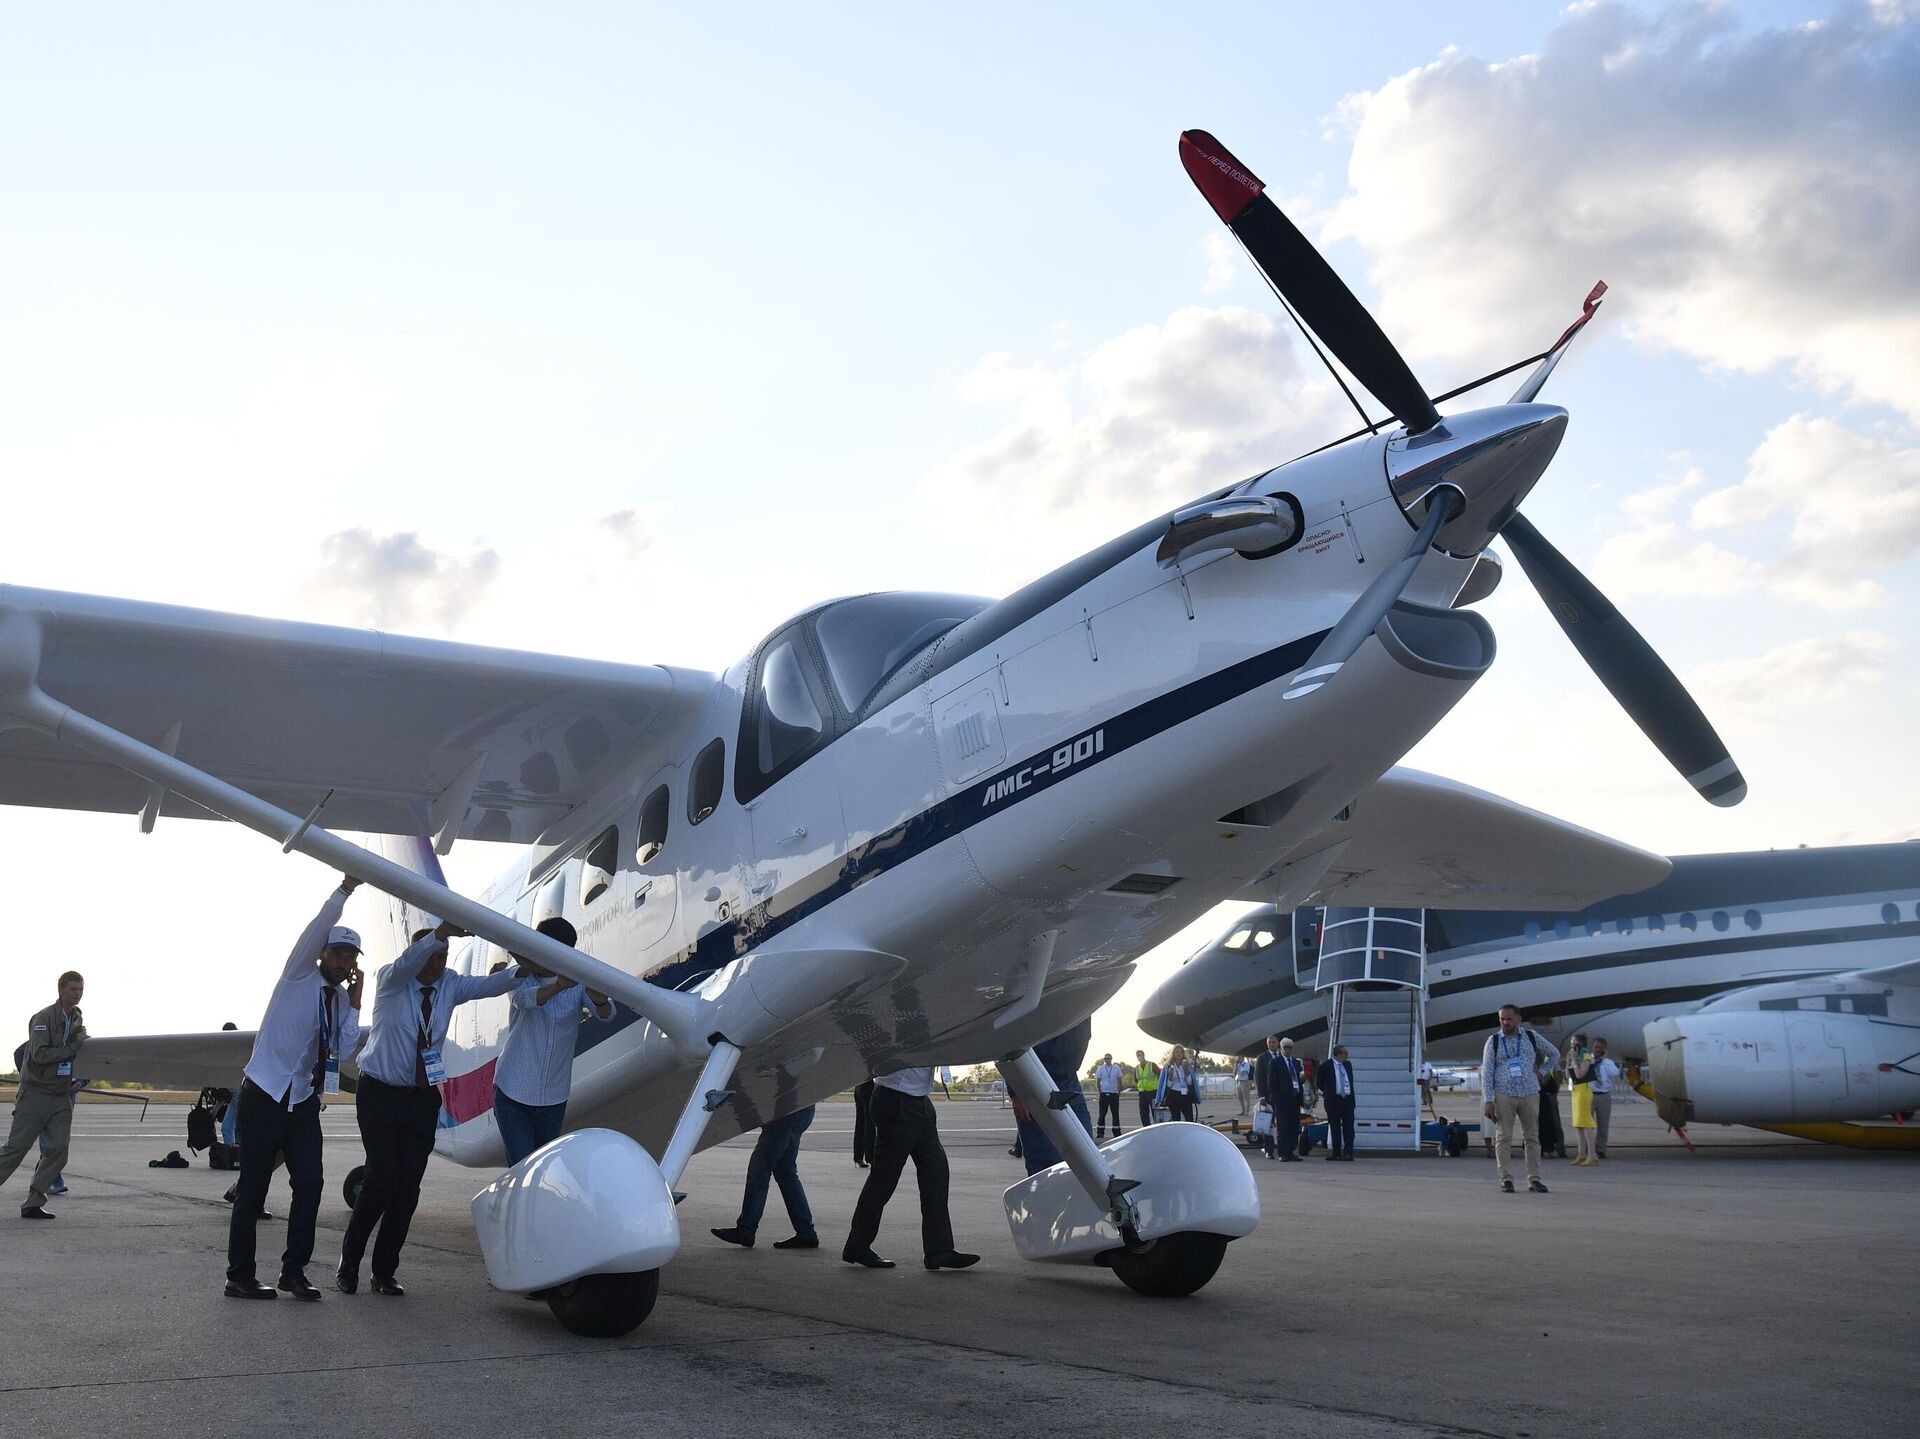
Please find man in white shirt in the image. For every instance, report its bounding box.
[1590,1037,1622,1159]
[1234,1056,1254,1116]
[336,916,511,1297]
[1093,1053,1125,1138]
[842,1066,978,1272]
[492,918,614,1165]
[226,878,366,1301]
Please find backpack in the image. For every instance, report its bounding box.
[187,1087,221,1153]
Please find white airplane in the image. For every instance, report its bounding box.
[0,131,1733,1336]
[1138,843,1920,1140]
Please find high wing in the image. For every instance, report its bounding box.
[1264,767,1671,910]
[1852,957,1920,988]
[0,584,714,847]
[74,1029,261,1090]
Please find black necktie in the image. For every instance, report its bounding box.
[312,987,337,1093]
[414,985,436,1086]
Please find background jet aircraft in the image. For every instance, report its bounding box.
[1138,842,1920,1135]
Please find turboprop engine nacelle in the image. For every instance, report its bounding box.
[1643,1010,1919,1126]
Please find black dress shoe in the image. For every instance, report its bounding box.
[334,1266,357,1295]
[20,1207,55,1220]
[923,1250,980,1271]
[710,1226,753,1248]
[841,1245,895,1269]
[278,1273,322,1302]
[1529,1179,1550,1194]
[370,1276,406,1296]
[225,1279,276,1299]
[853,1159,868,1168]
[772,1234,819,1250]
[1500,1178,1515,1193]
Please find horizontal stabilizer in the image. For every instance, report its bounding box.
[73,1029,259,1091]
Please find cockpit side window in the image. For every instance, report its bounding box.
[736,625,836,804]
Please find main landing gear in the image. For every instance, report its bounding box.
[995,1048,1257,1298]
[470,1039,743,1338]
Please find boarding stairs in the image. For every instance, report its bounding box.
[1316,906,1426,1153]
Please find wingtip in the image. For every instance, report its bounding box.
[1179,129,1264,224]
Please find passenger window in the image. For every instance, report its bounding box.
[689,739,726,824]
[581,825,618,905]
[1616,916,1634,936]
[1711,910,1730,932]
[1553,919,1571,940]
[1523,920,1541,940]
[756,636,827,774]
[636,785,669,865]
[1743,909,1762,931]
[1649,914,1665,933]
[1882,903,1900,924]
[1680,912,1697,933]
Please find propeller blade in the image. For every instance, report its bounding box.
[1284,487,1463,700]
[1502,513,1746,806]
[1180,130,1441,435]
[1509,282,1608,404]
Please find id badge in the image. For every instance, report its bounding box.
[56,1060,72,1078]
[323,1057,342,1096]
[1507,1060,1526,1080]
[421,1046,447,1086]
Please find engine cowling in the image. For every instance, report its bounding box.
[1643,1011,1911,1125]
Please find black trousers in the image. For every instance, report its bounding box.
[1095,1091,1123,1134]
[851,1079,875,1164]
[341,1076,441,1280]
[227,1079,323,1283]
[1163,1090,1196,1123]
[1137,1091,1155,1127]
[846,1087,953,1258]
[1325,1095,1356,1156]
[1272,1094,1302,1157]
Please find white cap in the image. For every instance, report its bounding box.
[325,926,362,953]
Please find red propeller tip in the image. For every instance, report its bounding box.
[1179,130,1265,224]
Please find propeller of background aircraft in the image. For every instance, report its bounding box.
[1179,129,1745,807]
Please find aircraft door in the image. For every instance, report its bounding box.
[739,625,848,930]
[628,769,681,956]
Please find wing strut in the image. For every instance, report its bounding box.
[0,609,713,1049]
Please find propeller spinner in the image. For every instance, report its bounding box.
[1181,129,1745,806]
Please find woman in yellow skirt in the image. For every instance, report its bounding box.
[1566,1035,1599,1165]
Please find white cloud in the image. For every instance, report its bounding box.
[1325,2,1920,420]
[1693,630,1896,719]
[925,305,1346,516]
[301,528,501,633]
[1620,467,1707,522]
[1591,520,1766,598]
[1594,414,1920,610]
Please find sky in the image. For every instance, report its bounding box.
[3,1,1916,1065]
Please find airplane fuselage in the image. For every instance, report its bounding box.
[387,433,1504,1166]
[1137,844,1920,1063]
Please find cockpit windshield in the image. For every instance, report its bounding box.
[814,592,989,713]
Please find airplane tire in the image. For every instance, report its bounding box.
[1106,1231,1230,1298]
[544,1270,661,1338]
[342,1165,366,1211]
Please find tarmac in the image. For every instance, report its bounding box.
[1,1091,1914,1438]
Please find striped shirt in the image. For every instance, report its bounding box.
[494,979,614,1108]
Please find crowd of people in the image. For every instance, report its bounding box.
[1,888,1623,1292]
